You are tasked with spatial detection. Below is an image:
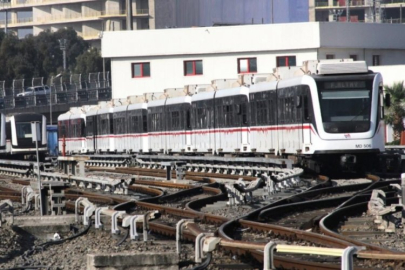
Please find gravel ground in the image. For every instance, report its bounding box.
[0,222,256,270]
[0,176,256,269]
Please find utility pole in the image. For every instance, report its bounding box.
[58,39,67,70]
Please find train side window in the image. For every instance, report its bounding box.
[269,98,274,125]
[304,96,309,121]
[109,116,114,134]
[81,120,86,137]
[171,111,180,130]
[224,105,233,127]
[236,104,241,115]
[86,118,93,136]
[142,114,147,132]
[257,100,267,125]
[133,116,139,132]
[186,109,191,129]
[241,103,248,126]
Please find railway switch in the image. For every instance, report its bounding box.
[0,200,13,227]
[368,189,403,232]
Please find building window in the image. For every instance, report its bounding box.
[350,55,357,61]
[276,56,296,67]
[184,60,203,76]
[373,55,380,66]
[326,54,334,59]
[132,62,150,78]
[238,58,257,73]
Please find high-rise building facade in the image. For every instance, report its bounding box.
[310,0,405,23]
[0,0,155,46]
[0,0,308,46]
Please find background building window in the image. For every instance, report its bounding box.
[373,55,380,66]
[184,60,203,76]
[276,56,296,67]
[238,58,257,73]
[132,62,150,78]
[350,54,357,61]
[326,54,335,59]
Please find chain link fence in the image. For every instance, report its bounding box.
[1,72,111,109]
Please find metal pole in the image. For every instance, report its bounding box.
[271,0,274,23]
[63,49,66,70]
[50,87,52,125]
[32,122,43,216]
[58,39,67,71]
[401,5,402,23]
[5,9,7,34]
[346,0,350,22]
[126,0,133,30]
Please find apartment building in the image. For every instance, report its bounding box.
[0,0,308,46]
[310,0,405,23]
[0,0,155,46]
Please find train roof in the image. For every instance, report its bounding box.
[86,108,99,117]
[127,102,147,111]
[165,95,192,106]
[148,98,166,108]
[58,112,71,121]
[58,110,86,121]
[215,86,249,98]
[191,91,216,102]
[112,104,128,113]
[249,81,278,94]
[277,75,311,88]
[97,107,114,115]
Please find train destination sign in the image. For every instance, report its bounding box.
[324,81,366,89]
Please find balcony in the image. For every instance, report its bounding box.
[0,0,97,10]
[0,9,148,28]
[315,0,368,8]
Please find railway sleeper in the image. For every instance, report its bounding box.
[368,189,403,233]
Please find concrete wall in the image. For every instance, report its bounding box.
[83,21,102,39]
[319,23,405,49]
[370,65,405,86]
[110,49,317,98]
[102,23,321,58]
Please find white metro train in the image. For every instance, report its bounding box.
[0,113,48,159]
[58,60,387,172]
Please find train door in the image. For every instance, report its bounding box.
[239,97,249,149]
[214,99,222,154]
[142,110,148,152]
[302,86,312,146]
[296,86,303,151]
[269,92,277,153]
[185,104,192,152]
[277,88,286,155]
[93,115,98,152]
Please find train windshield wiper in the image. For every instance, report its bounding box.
[349,105,370,122]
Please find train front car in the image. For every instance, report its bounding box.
[302,61,384,172]
[7,113,47,159]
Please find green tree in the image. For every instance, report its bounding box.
[385,81,405,142]
[74,47,103,74]
[0,28,108,83]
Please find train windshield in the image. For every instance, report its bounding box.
[16,122,41,139]
[316,80,372,133]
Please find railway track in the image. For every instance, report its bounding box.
[3,168,405,269]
